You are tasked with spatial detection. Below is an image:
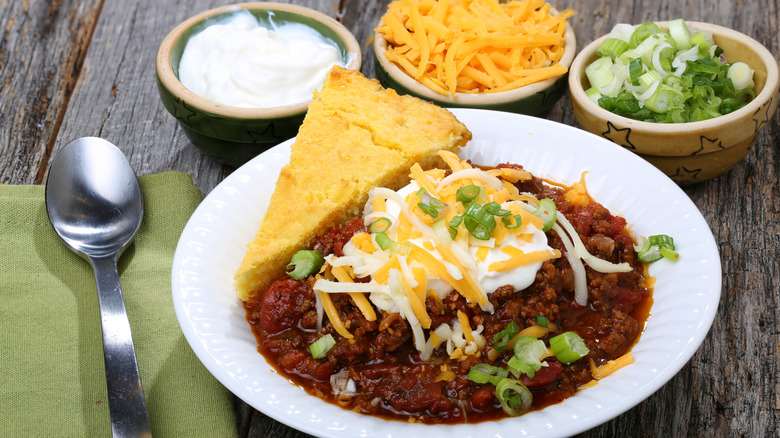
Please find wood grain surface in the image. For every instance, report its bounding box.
[1,0,778,436]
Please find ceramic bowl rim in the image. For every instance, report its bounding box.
[568,20,780,134]
[372,9,576,105]
[156,2,362,120]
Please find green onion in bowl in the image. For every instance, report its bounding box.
[584,19,756,123]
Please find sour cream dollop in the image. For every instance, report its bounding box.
[363,181,554,302]
[178,11,346,108]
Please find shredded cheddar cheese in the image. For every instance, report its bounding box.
[488,247,561,272]
[318,290,354,339]
[377,0,575,96]
[564,171,590,206]
[457,310,475,343]
[577,379,598,391]
[590,352,634,379]
[309,152,633,362]
[410,162,439,196]
[400,268,432,328]
[331,265,377,322]
[486,167,532,183]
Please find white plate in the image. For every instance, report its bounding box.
[172,108,721,437]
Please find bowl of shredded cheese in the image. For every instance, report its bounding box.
[372,0,576,117]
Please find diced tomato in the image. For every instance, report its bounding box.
[521,361,563,388]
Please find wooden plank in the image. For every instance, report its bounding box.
[0,0,102,184]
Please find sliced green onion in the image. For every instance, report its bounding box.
[644,82,687,113]
[609,23,636,42]
[484,202,510,217]
[370,217,392,233]
[629,22,660,48]
[432,218,453,246]
[535,314,549,328]
[309,334,336,359]
[375,232,392,250]
[493,321,521,352]
[418,202,439,218]
[417,195,446,218]
[635,239,663,262]
[456,184,483,205]
[633,236,650,253]
[653,43,676,74]
[728,62,755,91]
[463,202,497,240]
[635,234,678,262]
[502,214,523,229]
[585,86,603,103]
[590,19,755,123]
[648,234,674,247]
[668,19,693,50]
[690,31,710,53]
[507,336,547,378]
[623,33,663,66]
[532,198,557,232]
[495,379,533,417]
[286,250,325,280]
[687,58,721,75]
[638,69,662,90]
[628,58,643,85]
[375,232,411,255]
[448,215,463,239]
[415,187,428,199]
[549,331,590,364]
[659,245,680,261]
[585,56,615,89]
[597,37,630,58]
[467,363,509,385]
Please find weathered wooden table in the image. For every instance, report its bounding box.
[2,0,778,436]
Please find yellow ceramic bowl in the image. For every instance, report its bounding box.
[372,10,575,117]
[569,21,779,184]
[156,2,362,166]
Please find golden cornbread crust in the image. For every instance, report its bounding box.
[234,66,472,301]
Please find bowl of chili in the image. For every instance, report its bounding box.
[171,109,722,437]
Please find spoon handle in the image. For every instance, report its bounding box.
[91,255,152,438]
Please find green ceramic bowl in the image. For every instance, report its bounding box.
[156,2,362,166]
[569,21,779,184]
[372,11,575,117]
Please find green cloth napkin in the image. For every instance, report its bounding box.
[0,172,237,437]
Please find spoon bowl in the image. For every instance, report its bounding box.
[46,138,143,258]
[46,137,151,437]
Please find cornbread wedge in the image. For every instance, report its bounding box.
[234,66,471,301]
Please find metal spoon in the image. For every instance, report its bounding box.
[45,137,152,438]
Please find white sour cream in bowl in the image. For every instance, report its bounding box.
[178,11,346,108]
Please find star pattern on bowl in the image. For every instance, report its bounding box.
[601,121,635,150]
[752,97,774,133]
[247,124,284,143]
[167,96,198,128]
[696,135,725,155]
[670,165,702,183]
